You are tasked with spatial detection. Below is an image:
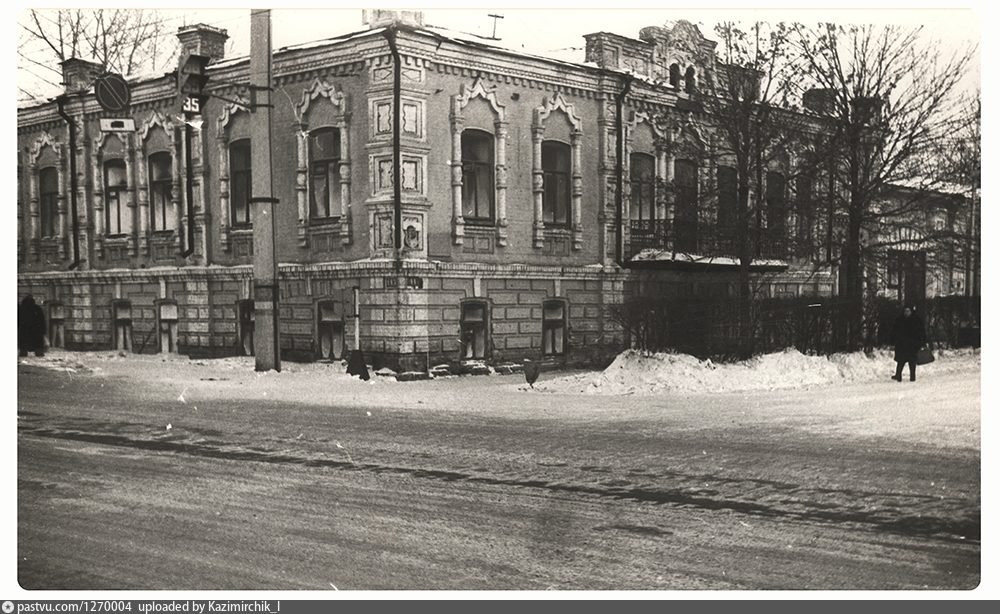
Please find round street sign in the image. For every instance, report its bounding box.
[94,73,131,114]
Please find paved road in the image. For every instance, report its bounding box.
[16,363,980,590]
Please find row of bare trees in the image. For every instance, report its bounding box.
[677,20,978,353]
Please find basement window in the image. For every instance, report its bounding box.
[158,301,179,354]
[316,300,345,361]
[460,300,489,360]
[112,299,132,352]
[542,299,567,356]
[237,299,255,356]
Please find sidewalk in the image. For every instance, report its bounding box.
[17,348,981,450]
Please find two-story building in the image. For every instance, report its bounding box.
[17,11,839,371]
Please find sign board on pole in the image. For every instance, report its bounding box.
[99,118,136,132]
[94,73,131,114]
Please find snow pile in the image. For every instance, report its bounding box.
[16,351,97,374]
[537,347,980,396]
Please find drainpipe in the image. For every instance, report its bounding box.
[614,73,634,267]
[180,122,196,258]
[56,95,82,270]
[382,26,402,269]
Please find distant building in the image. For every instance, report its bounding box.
[871,181,979,306]
[18,11,853,369]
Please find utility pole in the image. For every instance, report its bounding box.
[249,9,280,372]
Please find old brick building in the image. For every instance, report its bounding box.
[16,11,840,370]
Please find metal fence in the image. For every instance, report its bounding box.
[608,294,980,360]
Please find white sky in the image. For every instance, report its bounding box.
[14,2,981,104]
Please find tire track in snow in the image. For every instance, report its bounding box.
[19,418,979,545]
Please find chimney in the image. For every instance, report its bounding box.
[802,88,837,116]
[583,33,620,70]
[851,96,883,126]
[60,58,103,94]
[363,9,425,29]
[176,24,229,63]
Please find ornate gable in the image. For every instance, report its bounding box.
[137,110,174,142]
[639,20,718,83]
[297,78,348,122]
[453,78,505,122]
[30,132,62,164]
[533,93,582,131]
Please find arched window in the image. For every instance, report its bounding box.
[460,300,489,359]
[674,159,699,252]
[104,160,128,236]
[229,139,252,227]
[685,67,697,94]
[765,171,787,255]
[148,152,175,232]
[542,141,571,227]
[669,64,681,88]
[39,167,58,238]
[717,166,738,253]
[629,153,656,222]
[541,299,568,356]
[309,128,341,220]
[795,174,814,259]
[461,129,495,223]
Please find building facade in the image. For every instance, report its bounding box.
[871,182,979,307]
[17,12,840,371]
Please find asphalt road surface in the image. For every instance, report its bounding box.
[16,361,980,590]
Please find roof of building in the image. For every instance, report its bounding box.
[890,178,975,197]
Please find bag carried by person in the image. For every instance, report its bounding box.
[916,348,935,365]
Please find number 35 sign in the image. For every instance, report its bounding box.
[182,96,201,115]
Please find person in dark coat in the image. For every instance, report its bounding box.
[18,295,48,357]
[891,304,925,382]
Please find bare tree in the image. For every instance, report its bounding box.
[694,21,809,357]
[793,22,976,349]
[19,8,174,99]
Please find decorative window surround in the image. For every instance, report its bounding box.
[217,98,250,253]
[627,110,668,220]
[92,131,136,257]
[367,201,429,260]
[368,152,427,197]
[28,132,66,262]
[371,95,425,142]
[296,78,352,247]
[450,79,508,246]
[137,111,181,256]
[532,93,583,250]
[662,118,705,225]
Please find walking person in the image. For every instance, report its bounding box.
[18,295,47,357]
[891,304,925,382]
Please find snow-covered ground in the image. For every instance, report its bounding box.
[16,346,981,450]
[18,346,980,398]
[536,347,980,395]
